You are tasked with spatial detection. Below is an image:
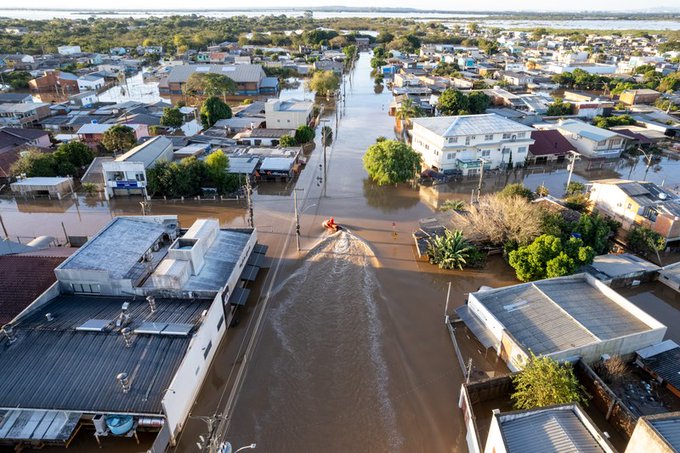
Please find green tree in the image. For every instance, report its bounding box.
[536,183,550,197]
[547,98,573,116]
[566,181,586,196]
[627,227,665,260]
[508,234,595,282]
[573,212,615,255]
[294,125,315,144]
[200,96,232,129]
[160,107,183,127]
[500,183,535,201]
[184,72,237,102]
[426,230,483,270]
[308,70,340,97]
[511,354,587,410]
[6,71,32,89]
[432,62,460,77]
[440,199,467,212]
[437,88,469,115]
[593,114,635,129]
[467,91,490,114]
[395,98,424,130]
[11,150,57,177]
[101,125,137,154]
[279,135,298,147]
[54,141,93,168]
[363,139,421,186]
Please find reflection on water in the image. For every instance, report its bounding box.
[249,231,403,451]
[362,178,420,213]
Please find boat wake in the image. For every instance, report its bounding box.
[259,230,403,451]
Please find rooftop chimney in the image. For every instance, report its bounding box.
[2,324,16,344]
[146,295,156,313]
[117,372,131,393]
[121,327,133,348]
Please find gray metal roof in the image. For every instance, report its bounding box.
[413,113,534,137]
[638,342,680,393]
[116,136,172,167]
[58,217,172,279]
[0,294,211,414]
[649,417,680,450]
[167,64,265,84]
[472,275,651,355]
[497,405,608,453]
[557,119,620,142]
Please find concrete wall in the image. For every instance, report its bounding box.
[162,291,227,443]
[626,416,678,453]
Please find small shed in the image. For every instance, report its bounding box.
[10,177,73,200]
[258,157,295,180]
[586,253,660,288]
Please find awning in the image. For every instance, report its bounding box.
[240,264,260,282]
[228,287,251,306]
[247,251,265,268]
[0,409,81,443]
[455,306,497,349]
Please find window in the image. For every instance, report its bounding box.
[484,134,493,141]
[517,146,527,153]
[448,137,458,144]
[217,315,224,331]
[517,132,526,138]
[203,340,213,360]
[465,137,471,145]
[447,153,454,160]
[135,173,145,181]
[502,133,511,139]
[481,150,491,157]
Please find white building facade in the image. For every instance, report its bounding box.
[539,119,628,158]
[264,98,313,129]
[411,114,535,176]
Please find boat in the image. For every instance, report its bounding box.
[322,219,341,232]
[106,415,134,435]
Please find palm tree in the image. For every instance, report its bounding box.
[425,230,476,270]
[395,98,423,132]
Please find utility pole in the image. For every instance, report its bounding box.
[294,189,302,252]
[565,150,581,192]
[245,175,254,227]
[0,215,8,239]
[444,281,452,324]
[477,158,488,201]
[637,147,653,182]
[465,358,473,384]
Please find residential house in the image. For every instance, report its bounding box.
[233,128,295,147]
[10,176,74,200]
[411,113,535,176]
[0,54,35,70]
[77,73,105,92]
[635,340,680,399]
[101,136,173,199]
[457,273,666,372]
[619,89,662,106]
[0,103,51,128]
[57,45,81,55]
[77,123,147,148]
[0,127,50,152]
[313,59,344,74]
[0,215,262,450]
[160,64,277,96]
[527,129,573,163]
[589,180,680,242]
[0,93,33,104]
[501,71,533,87]
[264,98,313,129]
[539,119,627,158]
[28,71,79,94]
[625,411,680,453]
[483,404,616,453]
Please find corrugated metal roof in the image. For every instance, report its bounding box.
[557,119,620,142]
[639,345,680,392]
[498,406,608,453]
[413,113,534,137]
[649,417,680,450]
[0,294,211,414]
[167,64,265,84]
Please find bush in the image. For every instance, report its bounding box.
[11,141,93,177]
[200,96,232,129]
[566,181,586,196]
[535,183,549,197]
[573,212,616,255]
[82,182,98,195]
[592,355,629,385]
[500,183,535,201]
[511,354,587,410]
[362,139,421,186]
[439,199,466,212]
[102,125,137,154]
[294,125,315,144]
[508,234,595,282]
[564,194,590,212]
[426,230,484,270]
[279,135,298,147]
[160,107,183,127]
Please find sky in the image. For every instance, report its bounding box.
[5,0,676,12]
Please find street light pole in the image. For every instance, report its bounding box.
[565,150,581,192]
[477,158,488,201]
[444,281,452,324]
[294,188,302,252]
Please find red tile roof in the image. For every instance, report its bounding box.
[529,129,574,157]
[0,255,64,325]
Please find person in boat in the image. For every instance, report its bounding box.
[326,217,336,229]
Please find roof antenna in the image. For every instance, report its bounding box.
[2,324,16,344]
[116,373,131,393]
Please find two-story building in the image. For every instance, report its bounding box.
[411,113,535,175]
[101,136,173,199]
[160,64,277,96]
[0,102,51,128]
[589,179,680,243]
[539,119,628,159]
[77,123,148,148]
[77,73,106,92]
[264,98,313,129]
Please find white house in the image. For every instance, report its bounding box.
[77,73,105,92]
[57,45,82,55]
[538,119,628,159]
[102,136,174,199]
[264,98,313,129]
[411,113,535,176]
